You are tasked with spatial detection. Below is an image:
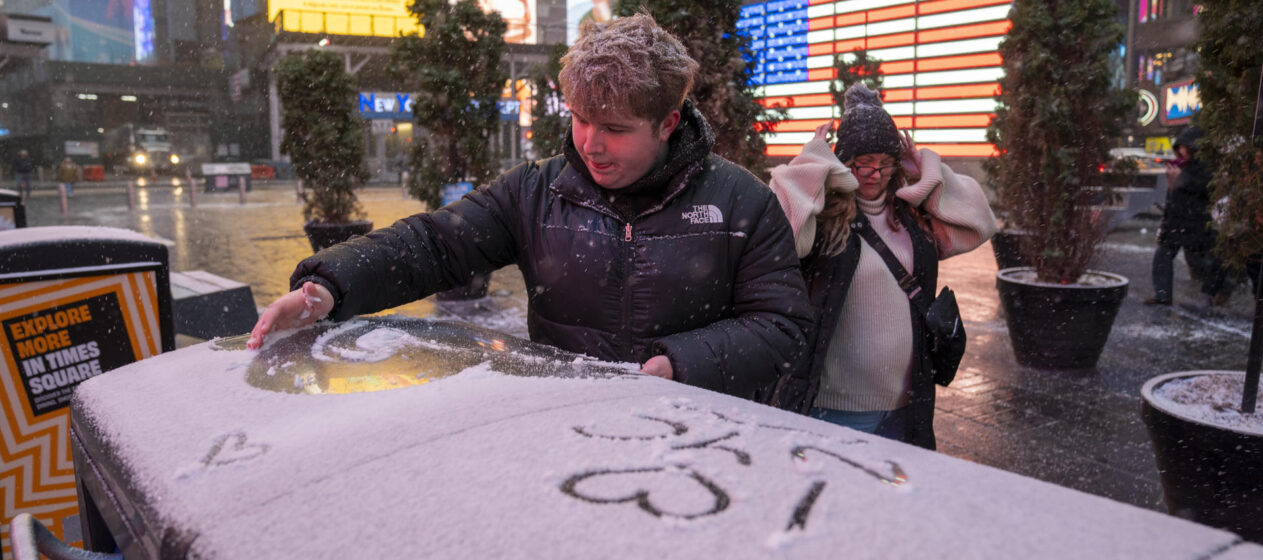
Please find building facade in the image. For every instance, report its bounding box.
[0,0,569,180]
[0,0,228,174]
[1122,0,1200,155]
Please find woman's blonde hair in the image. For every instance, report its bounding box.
[558,13,698,124]
[817,190,857,257]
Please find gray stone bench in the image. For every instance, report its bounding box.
[170,270,257,339]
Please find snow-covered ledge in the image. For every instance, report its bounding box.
[70,318,1255,558]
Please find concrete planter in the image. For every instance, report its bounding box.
[1141,370,1263,543]
[996,267,1128,370]
[302,219,373,253]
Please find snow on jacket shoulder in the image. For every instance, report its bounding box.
[291,120,812,403]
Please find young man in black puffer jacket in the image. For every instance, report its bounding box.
[248,14,813,405]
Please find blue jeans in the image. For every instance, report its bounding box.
[809,406,909,441]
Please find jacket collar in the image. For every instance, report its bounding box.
[552,100,715,218]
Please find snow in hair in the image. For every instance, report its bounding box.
[559,13,698,123]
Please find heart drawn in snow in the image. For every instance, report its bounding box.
[201,431,269,467]
[560,466,730,520]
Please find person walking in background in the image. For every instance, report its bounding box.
[1144,127,1217,307]
[246,13,812,405]
[12,149,34,198]
[56,157,80,197]
[767,83,995,449]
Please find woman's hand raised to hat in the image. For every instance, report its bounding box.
[813,121,834,142]
[900,130,922,183]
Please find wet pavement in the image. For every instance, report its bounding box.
[14,178,1260,516]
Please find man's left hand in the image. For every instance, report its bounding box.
[640,355,674,379]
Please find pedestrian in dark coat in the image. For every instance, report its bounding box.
[767,84,995,449]
[12,150,34,198]
[1145,127,1217,306]
[248,14,812,404]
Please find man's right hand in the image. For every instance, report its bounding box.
[247,282,334,350]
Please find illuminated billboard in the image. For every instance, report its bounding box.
[67,0,139,64]
[269,0,536,41]
[567,0,612,44]
[1161,78,1200,125]
[739,0,1011,157]
[480,0,538,44]
[270,0,420,37]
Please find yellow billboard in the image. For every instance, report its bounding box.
[270,0,421,37]
[269,0,536,42]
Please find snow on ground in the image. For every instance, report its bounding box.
[1099,241,1157,255]
[1114,321,1223,342]
[71,318,1248,558]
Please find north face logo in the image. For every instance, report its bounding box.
[682,204,723,224]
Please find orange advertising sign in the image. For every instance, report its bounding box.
[1,271,163,556]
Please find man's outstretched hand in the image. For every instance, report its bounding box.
[247,282,334,350]
[640,355,674,380]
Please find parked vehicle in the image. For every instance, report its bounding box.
[102,124,181,175]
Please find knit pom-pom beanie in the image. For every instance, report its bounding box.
[833,83,901,164]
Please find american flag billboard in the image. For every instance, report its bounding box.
[740,0,1011,158]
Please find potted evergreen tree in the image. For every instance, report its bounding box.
[830,48,883,112]
[527,44,569,160]
[985,0,1137,370]
[1140,0,1263,543]
[276,49,373,253]
[391,0,506,300]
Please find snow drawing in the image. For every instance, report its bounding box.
[239,317,640,394]
[200,431,269,468]
[563,399,907,533]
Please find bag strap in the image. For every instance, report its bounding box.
[852,213,929,315]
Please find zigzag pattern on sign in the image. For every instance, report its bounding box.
[1,272,160,546]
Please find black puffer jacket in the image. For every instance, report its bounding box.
[1159,159,1214,249]
[292,104,813,402]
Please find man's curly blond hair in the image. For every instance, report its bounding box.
[559,13,698,124]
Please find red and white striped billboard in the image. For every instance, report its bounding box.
[740,0,1011,158]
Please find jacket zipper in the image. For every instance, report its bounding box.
[621,222,634,356]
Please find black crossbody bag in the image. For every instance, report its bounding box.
[853,218,965,387]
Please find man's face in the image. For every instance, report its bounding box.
[571,108,680,190]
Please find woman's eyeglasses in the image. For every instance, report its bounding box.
[849,163,898,177]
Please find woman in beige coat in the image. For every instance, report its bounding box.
[768,83,995,449]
